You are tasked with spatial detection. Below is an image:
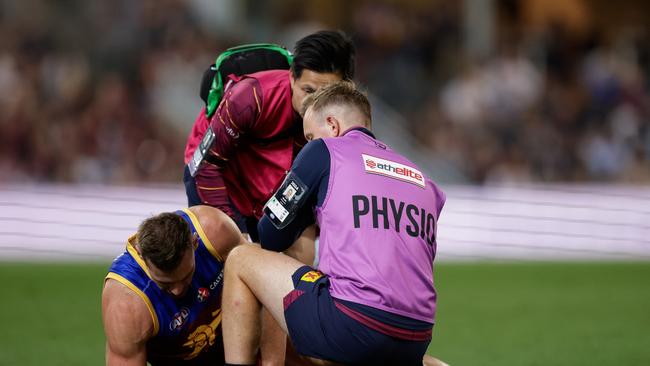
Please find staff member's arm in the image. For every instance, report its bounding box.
[102,280,153,366]
[258,139,330,251]
[193,78,262,218]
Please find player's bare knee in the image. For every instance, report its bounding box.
[224,246,241,278]
[224,243,255,275]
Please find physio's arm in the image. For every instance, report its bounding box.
[102,279,153,366]
[194,78,262,217]
[258,139,329,252]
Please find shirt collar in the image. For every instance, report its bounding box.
[341,126,375,139]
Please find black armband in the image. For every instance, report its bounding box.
[263,172,309,229]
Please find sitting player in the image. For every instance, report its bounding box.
[102,205,244,365]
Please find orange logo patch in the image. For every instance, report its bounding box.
[300,270,323,283]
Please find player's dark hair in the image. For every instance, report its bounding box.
[302,81,371,126]
[136,213,193,272]
[291,30,355,81]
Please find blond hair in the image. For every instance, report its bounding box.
[302,81,371,127]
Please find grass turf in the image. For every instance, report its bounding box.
[0,262,648,365]
[430,262,650,365]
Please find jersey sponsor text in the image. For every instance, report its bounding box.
[362,154,425,188]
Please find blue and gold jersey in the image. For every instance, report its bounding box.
[106,209,225,365]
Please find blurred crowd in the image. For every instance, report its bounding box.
[1,0,648,184]
[348,1,650,183]
[0,0,228,183]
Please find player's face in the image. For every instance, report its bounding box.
[303,107,338,141]
[147,246,196,299]
[290,70,341,114]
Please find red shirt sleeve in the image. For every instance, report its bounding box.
[193,77,262,219]
[184,107,210,164]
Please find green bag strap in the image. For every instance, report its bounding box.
[206,43,293,118]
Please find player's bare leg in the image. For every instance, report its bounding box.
[259,308,286,366]
[423,354,450,366]
[260,225,317,366]
[222,244,303,364]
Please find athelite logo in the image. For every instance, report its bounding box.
[362,154,426,188]
[170,307,191,331]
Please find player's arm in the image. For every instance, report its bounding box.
[102,279,154,366]
[257,139,330,252]
[193,78,262,218]
[189,205,249,259]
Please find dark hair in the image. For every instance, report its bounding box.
[291,30,355,81]
[136,213,193,272]
[302,81,371,126]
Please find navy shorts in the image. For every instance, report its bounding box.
[283,266,430,366]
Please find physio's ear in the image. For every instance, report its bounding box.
[326,116,341,137]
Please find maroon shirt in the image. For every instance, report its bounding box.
[184,70,305,221]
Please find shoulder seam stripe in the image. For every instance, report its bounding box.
[106,272,160,336]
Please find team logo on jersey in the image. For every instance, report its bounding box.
[197,287,210,303]
[182,308,222,360]
[362,154,425,188]
[170,307,191,331]
[300,270,323,283]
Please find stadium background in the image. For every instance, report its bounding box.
[1,0,649,365]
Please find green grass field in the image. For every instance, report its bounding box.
[1,262,649,365]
